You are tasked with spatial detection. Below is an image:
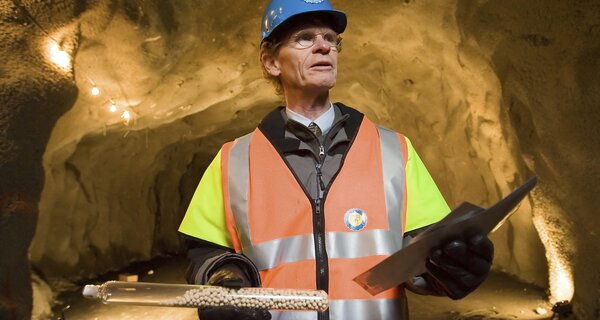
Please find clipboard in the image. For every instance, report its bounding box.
[352,177,537,296]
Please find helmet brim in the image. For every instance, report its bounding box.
[262,9,347,43]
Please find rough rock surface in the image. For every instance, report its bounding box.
[1,0,79,318]
[0,0,598,318]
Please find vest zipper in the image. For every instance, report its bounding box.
[265,110,357,320]
[315,143,329,320]
[313,118,362,320]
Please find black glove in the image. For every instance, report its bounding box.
[424,233,494,300]
[198,264,272,320]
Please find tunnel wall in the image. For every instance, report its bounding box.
[455,0,600,316]
[0,0,593,317]
[1,0,81,318]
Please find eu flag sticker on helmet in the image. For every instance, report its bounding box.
[261,0,347,42]
[344,208,368,231]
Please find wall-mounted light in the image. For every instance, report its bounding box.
[47,41,71,71]
[91,86,100,96]
[532,214,575,304]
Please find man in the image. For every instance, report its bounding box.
[179,1,494,319]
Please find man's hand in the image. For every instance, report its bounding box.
[424,233,494,300]
[198,264,272,320]
[206,264,252,288]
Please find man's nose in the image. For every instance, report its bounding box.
[312,35,332,54]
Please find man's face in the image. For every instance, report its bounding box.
[268,24,340,94]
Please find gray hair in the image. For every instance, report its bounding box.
[259,40,285,96]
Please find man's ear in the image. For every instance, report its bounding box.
[261,53,281,77]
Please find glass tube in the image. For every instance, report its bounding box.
[83,281,328,312]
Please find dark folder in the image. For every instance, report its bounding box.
[353,177,538,295]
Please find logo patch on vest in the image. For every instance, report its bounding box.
[344,208,367,231]
[303,0,325,3]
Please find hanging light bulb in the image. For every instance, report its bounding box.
[91,86,100,96]
[121,110,131,122]
[108,100,118,113]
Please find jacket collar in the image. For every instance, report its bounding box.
[258,103,364,155]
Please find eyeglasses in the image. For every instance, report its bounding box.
[289,30,343,52]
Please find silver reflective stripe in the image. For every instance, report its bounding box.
[245,230,401,271]
[377,126,405,245]
[244,233,315,270]
[270,311,316,320]
[228,132,253,248]
[270,298,408,320]
[326,230,399,259]
[330,298,408,320]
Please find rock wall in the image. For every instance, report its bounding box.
[0,0,80,318]
[455,1,600,316]
[0,0,597,318]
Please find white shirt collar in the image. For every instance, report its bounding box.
[285,103,335,135]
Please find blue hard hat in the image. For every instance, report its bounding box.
[261,0,347,42]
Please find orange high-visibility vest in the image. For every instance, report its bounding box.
[221,118,409,319]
